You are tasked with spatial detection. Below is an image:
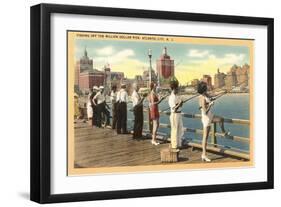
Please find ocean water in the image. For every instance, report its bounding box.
[126,94,250,152]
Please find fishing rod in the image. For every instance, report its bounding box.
[127,92,168,112]
[160,93,200,112]
[160,87,222,112]
[161,76,250,112]
[201,77,251,110]
[206,77,250,101]
[161,87,224,112]
[160,82,230,112]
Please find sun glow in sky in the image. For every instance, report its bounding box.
[75,38,251,84]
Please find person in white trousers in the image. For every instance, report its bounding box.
[168,80,184,149]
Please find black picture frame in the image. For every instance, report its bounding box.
[30,3,274,204]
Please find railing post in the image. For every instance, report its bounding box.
[211,123,217,146]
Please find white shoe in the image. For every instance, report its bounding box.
[201,155,211,162]
[151,140,160,146]
[223,131,231,136]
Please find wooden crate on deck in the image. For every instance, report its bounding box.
[161,148,180,163]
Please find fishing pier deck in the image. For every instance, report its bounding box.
[74,122,245,169]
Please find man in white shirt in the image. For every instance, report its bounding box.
[110,85,118,129]
[93,86,110,128]
[116,83,129,134]
[168,81,184,149]
[131,83,145,139]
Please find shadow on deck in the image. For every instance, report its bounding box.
[74,121,244,169]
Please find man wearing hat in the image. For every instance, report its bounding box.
[93,86,110,128]
[89,86,98,127]
[116,83,129,134]
[168,80,184,149]
[110,85,118,129]
[131,82,145,139]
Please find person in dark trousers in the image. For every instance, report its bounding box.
[116,83,128,134]
[93,86,110,128]
[131,83,145,139]
[90,86,98,127]
[110,85,118,129]
[101,100,111,127]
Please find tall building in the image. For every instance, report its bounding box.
[156,47,175,80]
[224,64,250,90]
[75,48,105,93]
[79,69,105,93]
[225,70,237,89]
[202,75,213,90]
[191,79,200,88]
[236,64,249,86]
[142,69,157,86]
[75,48,93,86]
[135,75,146,88]
[214,68,226,89]
[79,47,93,72]
[111,72,125,89]
[111,72,124,81]
[75,62,80,86]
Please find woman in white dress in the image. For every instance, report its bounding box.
[197,81,229,162]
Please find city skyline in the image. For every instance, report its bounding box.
[75,39,250,84]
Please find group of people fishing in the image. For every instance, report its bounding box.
[85,80,229,162]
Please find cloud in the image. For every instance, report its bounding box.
[103,49,144,79]
[187,49,210,58]
[88,47,143,78]
[188,52,246,66]
[187,48,246,66]
[218,53,245,64]
[114,49,135,60]
[111,59,148,78]
[93,48,135,66]
[95,46,114,56]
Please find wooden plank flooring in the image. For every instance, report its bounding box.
[74,122,241,168]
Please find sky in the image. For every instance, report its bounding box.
[75,38,250,84]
